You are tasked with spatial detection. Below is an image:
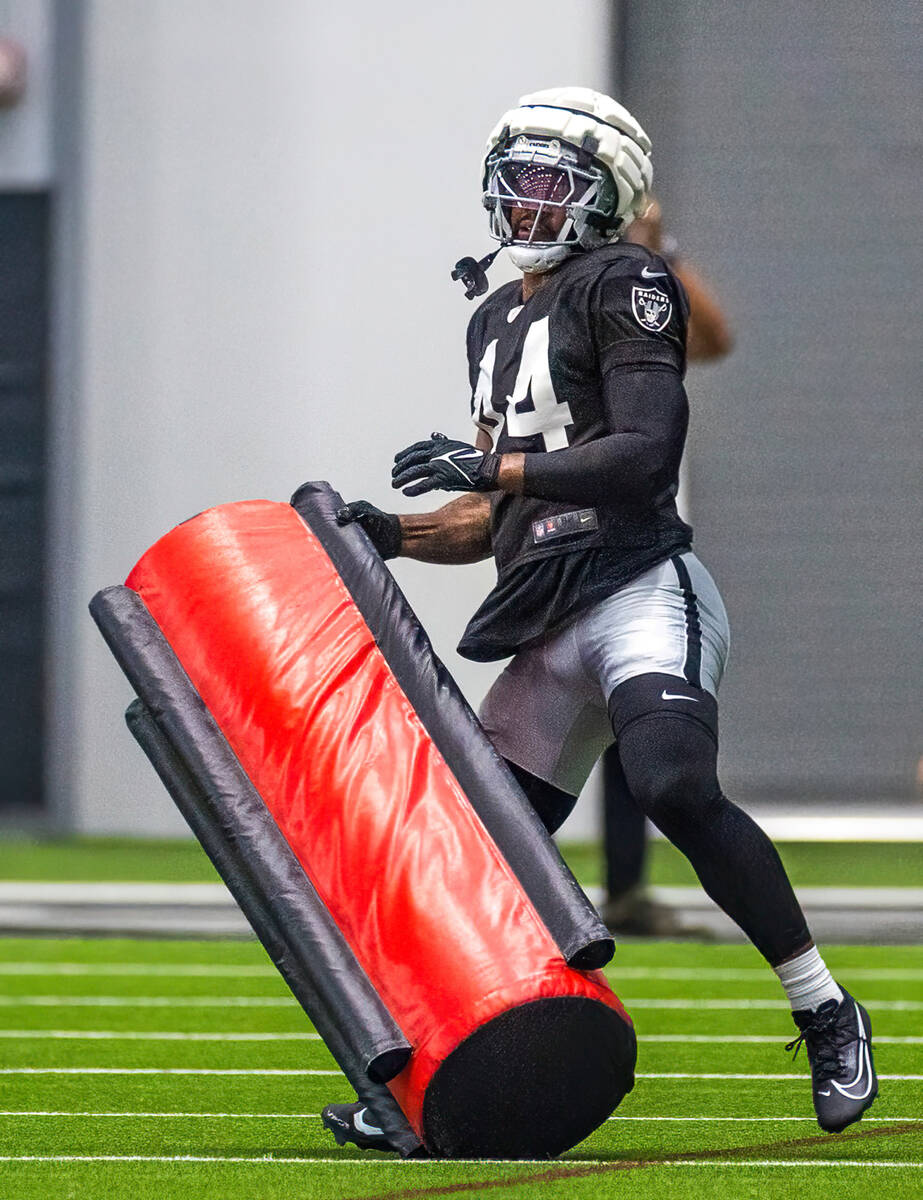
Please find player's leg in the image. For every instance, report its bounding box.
[504,759,579,834]
[478,618,613,822]
[602,746,645,900]
[610,690,876,1130]
[599,744,695,936]
[610,681,810,961]
[580,552,877,1131]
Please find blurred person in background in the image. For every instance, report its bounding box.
[599,195,734,936]
[329,86,877,1152]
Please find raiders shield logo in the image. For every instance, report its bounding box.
[631,285,672,332]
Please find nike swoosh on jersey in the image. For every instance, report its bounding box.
[661,690,699,702]
[641,266,668,279]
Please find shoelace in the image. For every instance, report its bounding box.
[785,999,850,1081]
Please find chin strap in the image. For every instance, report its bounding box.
[451,250,501,300]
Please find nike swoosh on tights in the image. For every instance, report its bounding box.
[661,690,699,702]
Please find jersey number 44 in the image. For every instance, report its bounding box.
[473,317,574,452]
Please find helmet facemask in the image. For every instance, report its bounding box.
[483,134,621,273]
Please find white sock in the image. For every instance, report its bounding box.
[774,946,843,1013]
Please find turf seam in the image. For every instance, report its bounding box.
[345,1123,923,1199]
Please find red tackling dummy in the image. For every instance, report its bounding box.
[94,482,636,1157]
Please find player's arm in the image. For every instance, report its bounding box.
[391,370,686,508]
[398,492,493,563]
[672,261,733,362]
[499,367,685,505]
[336,491,492,565]
[626,197,733,363]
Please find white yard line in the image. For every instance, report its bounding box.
[0,1068,919,1080]
[2,961,922,982]
[607,1115,922,1122]
[0,1110,320,1118]
[606,967,923,982]
[0,1067,341,1075]
[639,1034,923,1044]
[0,996,295,1007]
[0,1030,318,1041]
[638,1073,922,1081]
[1,994,920,1010]
[0,1111,918,1123]
[625,999,923,1011]
[0,1029,919,1045]
[0,962,277,977]
[0,1155,919,1167]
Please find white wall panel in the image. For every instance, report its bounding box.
[58,0,610,833]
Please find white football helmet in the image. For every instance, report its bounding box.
[482,86,653,273]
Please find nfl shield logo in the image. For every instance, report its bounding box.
[631,285,672,332]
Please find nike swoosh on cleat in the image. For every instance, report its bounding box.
[661,690,699,702]
[831,1032,875,1101]
[818,1089,831,1096]
[354,1109,385,1137]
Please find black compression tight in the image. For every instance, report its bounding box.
[615,712,811,966]
[505,760,578,837]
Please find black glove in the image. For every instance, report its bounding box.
[391,432,501,497]
[335,500,402,560]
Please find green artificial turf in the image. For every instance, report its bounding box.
[3,835,922,888]
[0,840,920,1196]
[560,838,923,890]
[0,837,223,884]
[0,937,920,1199]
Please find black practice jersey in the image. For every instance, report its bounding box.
[458,241,694,662]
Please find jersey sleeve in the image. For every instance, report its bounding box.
[589,261,688,376]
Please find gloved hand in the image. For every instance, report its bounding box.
[335,500,402,560]
[391,432,501,497]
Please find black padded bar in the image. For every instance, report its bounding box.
[124,698,422,1156]
[89,584,413,1087]
[291,481,613,970]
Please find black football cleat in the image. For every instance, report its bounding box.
[322,1102,398,1153]
[787,986,878,1133]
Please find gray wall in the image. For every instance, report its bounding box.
[51,0,611,834]
[43,0,922,835]
[623,0,922,799]
[0,0,53,187]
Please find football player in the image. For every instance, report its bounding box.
[328,87,877,1152]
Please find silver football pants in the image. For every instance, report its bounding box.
[478,552,730,796]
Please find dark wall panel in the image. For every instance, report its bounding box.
[623,1,922,797]
[0,194,49,809]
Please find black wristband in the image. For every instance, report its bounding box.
[477,453,501,490]
[377,511,403,560]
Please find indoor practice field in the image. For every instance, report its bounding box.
[0,931,920,1200]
